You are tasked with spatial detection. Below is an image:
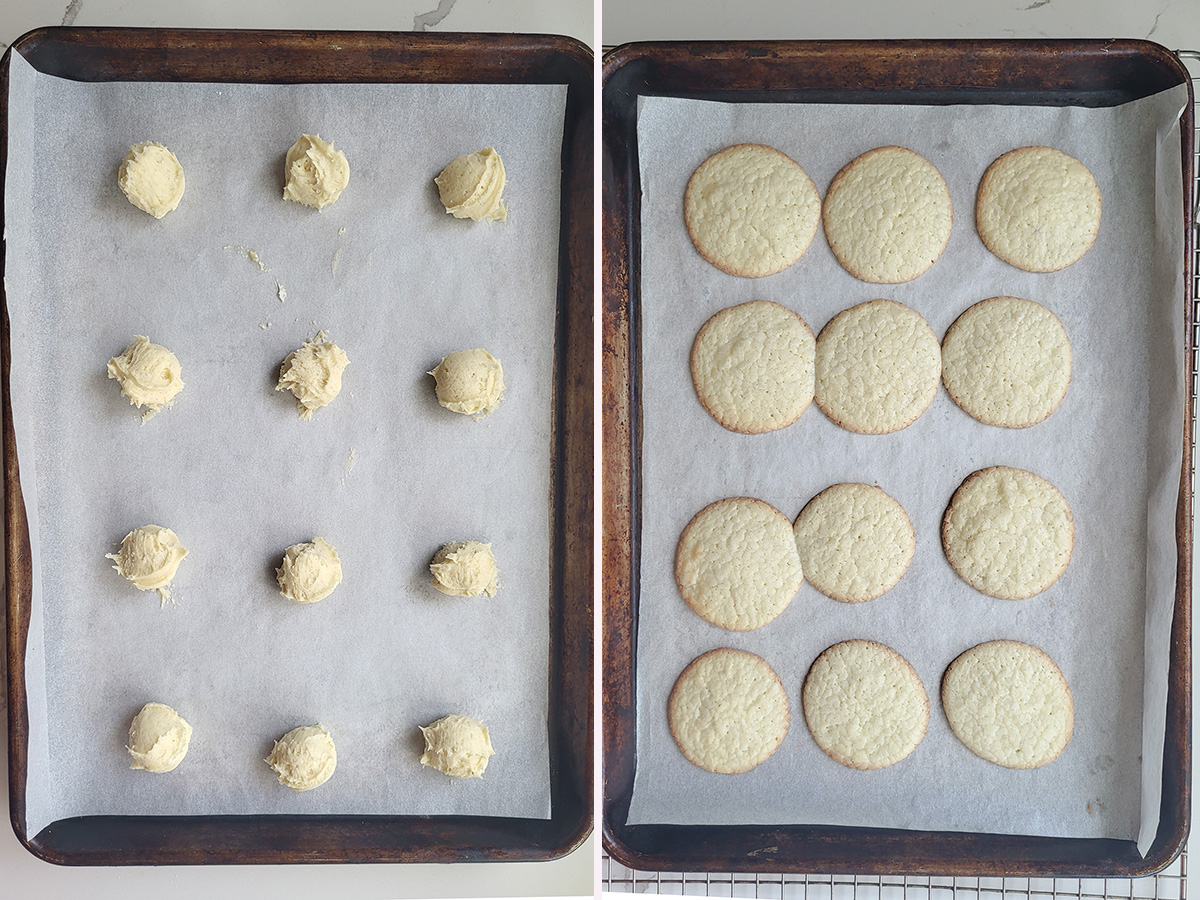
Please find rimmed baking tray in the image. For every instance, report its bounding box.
[3,26,592,865]
[602,39,1193,877]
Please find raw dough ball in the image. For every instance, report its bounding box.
[127,702,192,773]
[118,141,185,218]
[435,148,507,222]
[430,541,499,597]
[267,724,337,790]
[276,537,343,603]
[283,134,349,210]
[419,713,495,778]
[107,335,184,422]
[276,332,349,420]
[430,348,505,418]
[107,525,188,600]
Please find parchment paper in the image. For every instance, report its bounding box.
[627,86,1188,855]
[4,50,567,837]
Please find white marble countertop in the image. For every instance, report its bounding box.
[0,3,593,899]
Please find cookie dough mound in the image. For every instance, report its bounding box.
[803,640,929,770]
[107,525,187,600]
[419,713,495,778]
[668,647,789,774]
[276,332,349,420]
[794,483,915,603]
[675,497,803,632]
[942,297,1072,428]
[267,724,337,790]
[822,146,953,283]
[118,142,185,218]
[942,640,1073,768]
[276,537,342,603]
[690,300,815,434]
[942,466,1074,600]
[430,541,499,597]
[107,335,184,422]
[976,146,1101,272]
[814,299,941,434]
[684,144,821,278]
[435,148,507,223]
[128,702,192,773]
[430,348,505,418]
[283,134,349,210]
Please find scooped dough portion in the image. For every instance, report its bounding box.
[267,724,337,790]
[430,348,505,418]
[283,134,349,210]
[276,537,342,603]
[419,714,495,778]
[430,541,499,597]
[128,702,192,773]
[276,332,349,420]
[108,335,184,421]
[435,148,507,222]
[118,142,185,218]
[107,525,188,600]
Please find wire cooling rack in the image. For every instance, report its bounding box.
[601,49,1200,898]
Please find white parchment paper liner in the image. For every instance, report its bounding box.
[627,85,1188,855]
[4,50,567,836]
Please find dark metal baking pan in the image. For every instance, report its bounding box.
[602,38,1193,877]
[3,26,593,865]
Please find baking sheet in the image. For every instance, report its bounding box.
[4,50,566,837]
[626,85,1188,854]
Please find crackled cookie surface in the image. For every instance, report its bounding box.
[675,497,803,631]
[942,296,1072,428]
[793,483,914,603]
[942,640,1074,768]
[976,146,1100,272]
[690,300,815,434]
[814,299,941,434]
[684,144,821,278]
[942,466,1074,600]
[822,146,953,283]
[803,640,928,770]
[669,648,789,774]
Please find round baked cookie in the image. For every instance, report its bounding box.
[793,483,915,603]
[690,300,816,434]
[941,297,1071,428]
[822,146,953,283]
[976,146,1101,273]
[668,648,790,774]
[942,640,1073,769]
[942,466,1074,600]
[814,299,941,434]
[676,497,804,631]
[803,640,929,770]
[684,144,822,278]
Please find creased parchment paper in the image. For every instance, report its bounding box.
[627,86,1187,855]
[4,50,566,837]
